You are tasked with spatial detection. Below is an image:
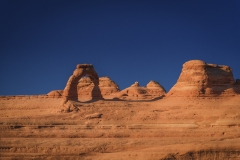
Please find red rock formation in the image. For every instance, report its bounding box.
[117,81,148,100]
[98,77,120,94]
[77,76,120,99]
[168,60,240,97]
[146,80,166,97]
[47,90,63,98]
[77,77,93,99]
[62,64,102,103]
[118,81,166,100]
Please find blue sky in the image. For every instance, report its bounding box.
[0,0,240,95]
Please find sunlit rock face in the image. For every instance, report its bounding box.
[47,90,63,98]
[62,64,101,103]
[77,76,120,99]
[98,77,120,95]
[117,81,166,100]
[146,80,166,97]
[168,60,240,97]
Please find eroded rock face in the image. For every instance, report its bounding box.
[62,64,102,103]
[78,76,120,99]
[98,77,120,95]
[118,81,166,100]
[47,90,63,98]
[117,81,147,100]
[168,60,240,97]
[146,80,166,97]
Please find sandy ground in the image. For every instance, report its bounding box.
[1,96,240,159]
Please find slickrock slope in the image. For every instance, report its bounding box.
[1,96,240,159]
[117,81,166,100]
[168,60,240,97]
[78,77,120,100]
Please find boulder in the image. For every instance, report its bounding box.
[85,113,103,119]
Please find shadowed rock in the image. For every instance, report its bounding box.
[85,113,103,119]
[78,76,120,99]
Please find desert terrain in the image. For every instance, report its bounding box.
[1,60,240,160]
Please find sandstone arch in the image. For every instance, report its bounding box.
[62,64,102,103]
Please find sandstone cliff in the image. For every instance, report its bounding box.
[168,60,240,97]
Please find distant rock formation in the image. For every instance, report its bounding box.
[146,80,166,97]
[168,60,240,97]
[98,77,120,94]
[62,64,102,103]
[78,76,120,99]
[49,79,166,100]
[48,76,119,100]
[117,81,166,100]
[47,90,63,98]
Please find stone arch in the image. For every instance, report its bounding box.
[62,64,102,103]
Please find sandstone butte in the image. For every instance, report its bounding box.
[0,60,240,160]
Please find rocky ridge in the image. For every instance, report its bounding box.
[117,81,166,100]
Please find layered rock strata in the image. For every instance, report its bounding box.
[168,60,240,97]
[146,80,166,97]
[118,81,166,100]
[77,76,120,99]
[47,90,63,98]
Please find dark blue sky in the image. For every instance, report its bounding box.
[1,0,240,95]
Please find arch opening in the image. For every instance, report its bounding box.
[62,64,102,103]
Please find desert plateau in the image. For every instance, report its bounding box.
[1,60,240,160]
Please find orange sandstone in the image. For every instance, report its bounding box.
[168,60,240,97]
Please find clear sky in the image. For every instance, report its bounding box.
[0,0,240,95]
